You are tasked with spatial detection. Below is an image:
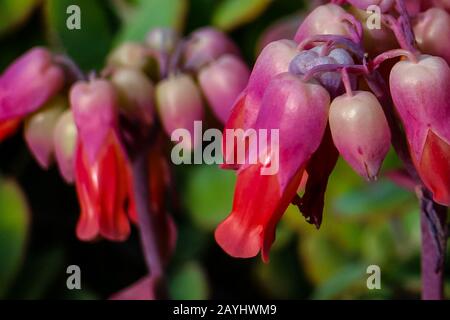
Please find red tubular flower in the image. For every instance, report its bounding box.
[70,79,136,241]
[75,133,136,241]
[215,73,330,262]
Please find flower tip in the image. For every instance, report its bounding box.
[214,214,261,259]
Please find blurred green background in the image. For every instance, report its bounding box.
[0,0,449,300]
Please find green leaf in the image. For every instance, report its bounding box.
[312,264,367,299]
[169,262,209,299]
[0,178,30,297]
[116,0,188,43]
[45,0,114,71]
[212,0,271,31]
[8,247,65,299]
[184,165,235,231]
[334,179,413,218]
[298,233,348,285]
[0,0,37,37]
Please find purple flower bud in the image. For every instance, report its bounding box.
[111,67,155,126]
[346,0,394,12]
[24,96,66,169]
[329,91,391,180]
[414,8,450,64]
[199,55,250,124]
[155,74,204,150]
[146,28,179,53]
[53,110,77,183]
[70,79,118,164]
[0,47,65,121]
[289,45,355,97]
[108,42,149,70]
[294,4,350,43]
[184,27,240,71]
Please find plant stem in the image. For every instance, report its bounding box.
[131,148,166,299]
[418,188,448,300]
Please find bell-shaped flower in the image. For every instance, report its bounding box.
[198,54,250,124]
[183,27,240,71]
[222,40,298,168]
[215,73,330,262]
[390,55,450,206]
[111,67,155,127]
[0,47,64,121]
[294,4,351,43]
[155,73,204,151]
[146,28,179,54]
[108,42,151,71]
[24,96,66,169]
[329,91,391,180]
[70,79,136,241]
[414,8,450,64]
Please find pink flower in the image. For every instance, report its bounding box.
[329,91,391,180]
[390,55,450,205]
[294,4,351,43]
[0,47,64,121]
[222,40,298,168]
[184,27,240,71]
[156,74,204,151]
[198,54,250,123]
[414,8,450,64]
[215,73,330,262]
[70,79,136,241]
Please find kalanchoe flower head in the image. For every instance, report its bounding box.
[70,79,118,164]
[146,28,179,53]
[53,110,77,183]
[413,8,450,64]
[223,40,298,168]
[184,27,240,71]
[111,67,155,127]
[155,73,204,150]
[289,45,356,97]
[216,73,330,262]
[346,0,394,12]
[294,4,351,43]
[390,54,450,205]
[329,91,391,180]
[198,54,250,124]
[108,42,150,70]
[24,96,66,169]
[0,47,65,121]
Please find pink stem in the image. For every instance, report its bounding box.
[131,149,167,299]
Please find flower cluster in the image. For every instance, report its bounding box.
[215,1,450,262]
[0,27,247,247]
